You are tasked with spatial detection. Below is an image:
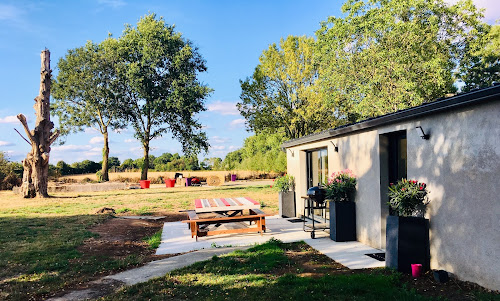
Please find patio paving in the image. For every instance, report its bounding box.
[156,216,385,270]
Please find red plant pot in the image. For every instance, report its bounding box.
[165,179,175,188]
[140,180,151,189]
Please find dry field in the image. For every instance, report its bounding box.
[60,170,281,183]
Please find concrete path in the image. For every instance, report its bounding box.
[49,217,385,300]
[47,246,249,301]
[157,216,385,270]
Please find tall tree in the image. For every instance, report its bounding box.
[458,24,500,92]
[52,40,124,181]
[17,50,59,198]
[238,35,338,139]
[316,0,486,122]
[115,14,211,180]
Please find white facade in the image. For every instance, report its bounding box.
[284,87,500,291]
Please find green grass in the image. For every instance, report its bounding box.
[0,184,278,300]
[102,239,434,301]
[144,229,163,250]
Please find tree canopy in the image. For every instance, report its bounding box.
[114,13,212,179]
[458,24,500,92]
[316,0,487,122]
[238,35,338,139]
[52,40,125,181]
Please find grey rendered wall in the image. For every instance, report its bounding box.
[285,99,500,290]
[407,101,500,291]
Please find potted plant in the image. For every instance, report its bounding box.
[273,175,296,218]
[386,179,430,273]
[324,169,357,241]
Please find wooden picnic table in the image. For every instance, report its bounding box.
[183,197,270,241]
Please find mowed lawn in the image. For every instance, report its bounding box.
[0,183,278,300]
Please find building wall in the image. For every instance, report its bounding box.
[286,100,500,290]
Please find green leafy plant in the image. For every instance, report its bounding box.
[324,169,357,202]
[96,170,103,183]
[388,179,429,217]
[272,174,295,192]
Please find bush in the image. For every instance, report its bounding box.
[388,179,429,217]
[272,174,295,192]
[324,169,357,202]
[0,152,22,190]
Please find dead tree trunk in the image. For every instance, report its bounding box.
[17,49,59,198]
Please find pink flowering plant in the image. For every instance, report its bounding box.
[324,169,357,202]
[388,179,430,217]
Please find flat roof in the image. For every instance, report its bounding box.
[282,84,500,149]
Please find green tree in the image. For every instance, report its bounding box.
[459,24,500,92]
[238,133,286,172]
[115,14,212,180]
[52,40,125,181]
[238,35,337,139]
[120,158,136,170]
[316,0,486,122]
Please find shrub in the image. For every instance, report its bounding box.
[272,174,295,192]
[388,179,429,217]
[324,169,357,202]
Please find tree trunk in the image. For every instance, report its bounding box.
[101,130,109,181]
[18,50,59,198]
[141,142,149,180]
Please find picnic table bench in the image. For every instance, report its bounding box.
[182,197,271,241]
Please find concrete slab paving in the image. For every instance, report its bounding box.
[157,216,385,269]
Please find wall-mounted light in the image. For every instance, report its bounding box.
[330,141,339,152]
[288,149,294,157]
[416,126,430,140]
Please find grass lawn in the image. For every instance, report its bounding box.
[0,183,278,300]
[102,239,498,301]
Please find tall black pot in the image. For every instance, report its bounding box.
[329,201,356,242]
[386,215,430,273]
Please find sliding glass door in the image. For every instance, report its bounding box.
[306,148,328,188]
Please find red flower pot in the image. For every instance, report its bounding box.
[140,180,151,189]
[165,179,175,188]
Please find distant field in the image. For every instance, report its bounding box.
[0,182,278,300]
[60,170,281,182]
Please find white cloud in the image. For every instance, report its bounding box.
[229,118,246,127]
[52,145,92,152]
[0,115,19,124]
[0,141,14,147]
[84,127,99,134]
[0,4,25,22]
[89,136,104,144]
[228,145,239,151]
[211,136,230,144]
[97,0,126,8]
[124,138,135,143]
[210,145,226,150]
[207,101,240,116]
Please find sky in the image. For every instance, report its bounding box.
[0,0,498,165]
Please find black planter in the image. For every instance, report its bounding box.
[386,215,430,273]
[329,201,356,242]
[279,191,296,218]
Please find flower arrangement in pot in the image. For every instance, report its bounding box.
[324,169,357,202]
[324,169,357,241]
[388,179,429,217]
[386,179,431,273]
[273,174,296,218]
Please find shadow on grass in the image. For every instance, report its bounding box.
[0,215,144,301]
[103,240,432,301]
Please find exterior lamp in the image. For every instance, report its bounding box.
[330,141,339,152]
[416,126,430,140]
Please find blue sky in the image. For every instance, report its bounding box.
[0,0,498,164]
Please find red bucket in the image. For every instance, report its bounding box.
[411,264,423,278]
[165,179,175,188]
[140,180,151,189]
